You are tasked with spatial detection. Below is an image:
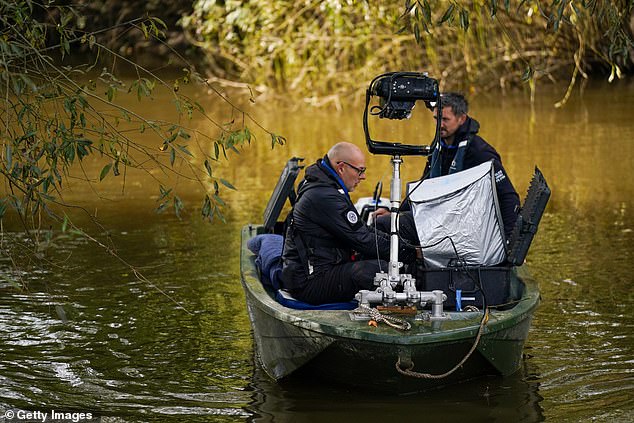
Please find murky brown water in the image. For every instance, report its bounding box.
[1,79,633,422]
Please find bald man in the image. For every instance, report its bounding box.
[280,142,415,305]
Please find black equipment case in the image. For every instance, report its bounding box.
[417,167,550,310]
[419,266,517,310]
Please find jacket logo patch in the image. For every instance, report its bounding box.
[346,211,359,225]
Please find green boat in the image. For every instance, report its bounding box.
[240,155,549,393]
[240,73,550,393]
[241,223,540,393]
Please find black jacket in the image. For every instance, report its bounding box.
[281,156,402,291]
[422,117,520,236]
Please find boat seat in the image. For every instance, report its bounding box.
[275,289,357,310]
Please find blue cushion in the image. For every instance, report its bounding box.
[275,289,358,310]
[247,234,284,289]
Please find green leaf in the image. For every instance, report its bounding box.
[152,17,168,30]
[438,4,455,24]
[176,144,193,157]
[99,163,112,181]
[106,86,115,102]
[204,160,213,177]
[212,193,226,206]
[5,144,12,170]
[219,178,236,190]
[178,129,191,140]
[215,207,226,224]
[202,195,212,219]
[422,0,432,24]
[459,9,470,30]
[174,195,183,219]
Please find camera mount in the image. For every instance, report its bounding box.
[357,72,448,315]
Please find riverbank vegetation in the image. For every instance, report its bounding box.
[2,0,633,225]
[182,0,633,103]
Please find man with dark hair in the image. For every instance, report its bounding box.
[280,142,414,305]
[376,92,519,244]
[427,92,519,235]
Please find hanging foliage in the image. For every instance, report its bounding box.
[0,0,286,276]
[182,0,633,97]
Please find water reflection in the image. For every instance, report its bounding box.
[247,358,544,423]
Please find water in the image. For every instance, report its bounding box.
[1,80,633,422]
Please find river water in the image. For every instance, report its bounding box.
[1,80,633,422]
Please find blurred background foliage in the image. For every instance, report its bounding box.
[181,0,634,101]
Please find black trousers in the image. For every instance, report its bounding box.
[375,211,420,247]
[295,259,388,305]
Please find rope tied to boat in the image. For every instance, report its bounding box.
[395,307,490,379]
[355,304,411,331]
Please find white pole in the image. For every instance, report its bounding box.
[389,155,402,284]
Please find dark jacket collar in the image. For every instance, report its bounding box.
[299,155,349,196]
[447,116,480,144]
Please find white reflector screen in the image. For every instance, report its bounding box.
[409,161,506,268]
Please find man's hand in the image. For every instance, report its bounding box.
[372,208,390,219]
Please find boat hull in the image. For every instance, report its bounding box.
[240,225,539,393]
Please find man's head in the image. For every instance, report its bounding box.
[433,92,468,144]
[327,142,367,192]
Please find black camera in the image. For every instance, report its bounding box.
[370,73,438,120]
[363,71,441,156]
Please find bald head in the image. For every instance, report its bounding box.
[327,142,367,192]
[327,142,364,164]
